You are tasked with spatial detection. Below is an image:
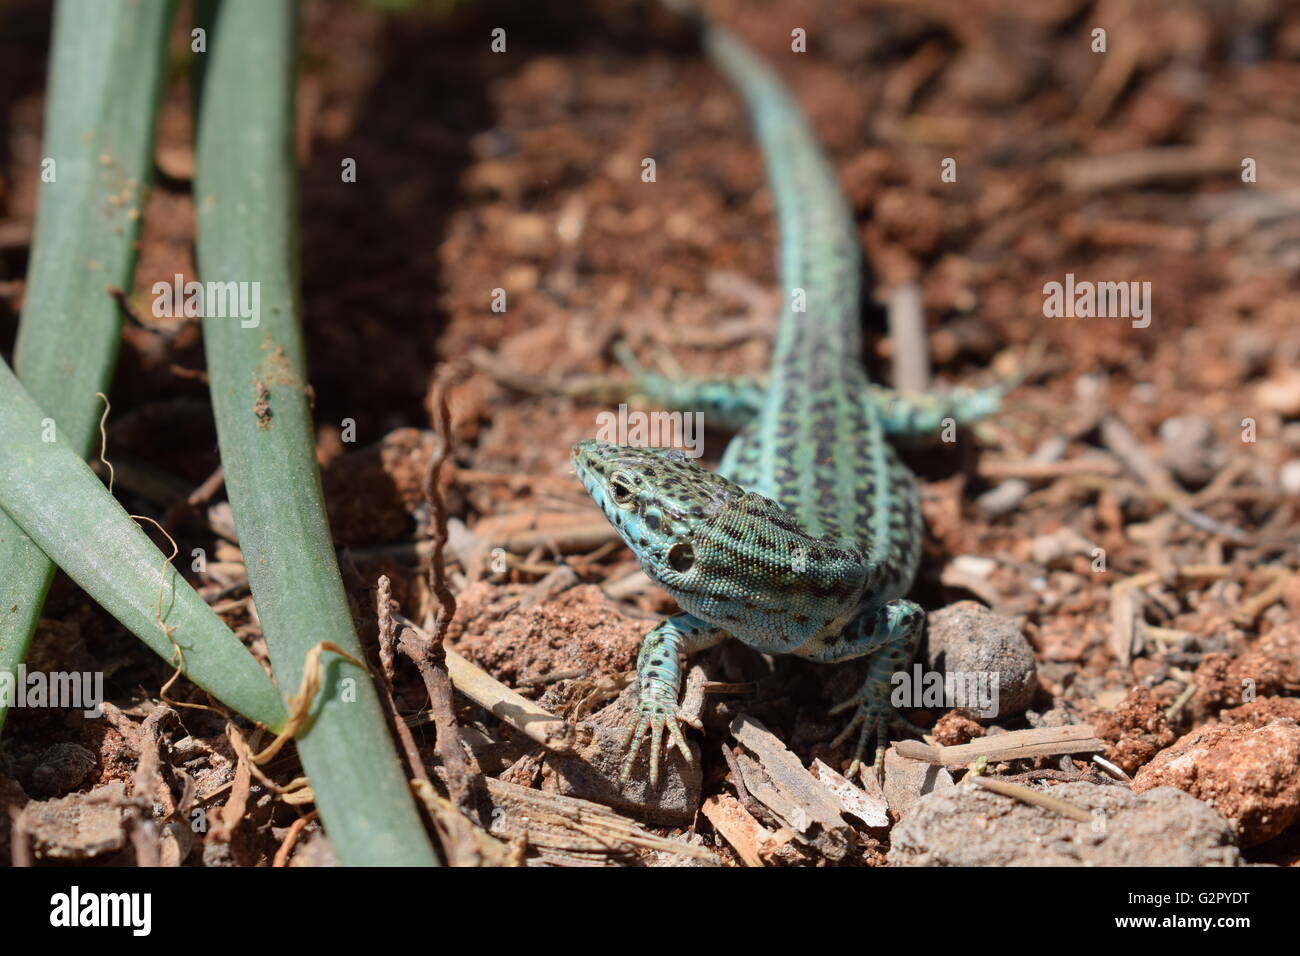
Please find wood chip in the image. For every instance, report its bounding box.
[886,282,929,394]
[480,776,713,864]
[811,758,889,828]
[1110,581,1143,666]
[700,792,792,867]
[729,715,851,858]
[445,647,575,754]
[894,724,1105,766]
[977,435,1068,516]
[1059,146,1240,193]
[883,746,955,818]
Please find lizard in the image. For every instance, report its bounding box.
[572,6,1012,786]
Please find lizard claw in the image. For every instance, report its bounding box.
[677,708,704,731]
[619,696,693,786]
[829,693,892,786]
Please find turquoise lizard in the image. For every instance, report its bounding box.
[573,9,1008,785]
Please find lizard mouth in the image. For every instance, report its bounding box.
[571,439,634,528]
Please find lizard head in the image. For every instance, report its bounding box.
[572,439,866,648]
[571,440,743,581]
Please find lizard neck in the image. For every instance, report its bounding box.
[667,491,870,651]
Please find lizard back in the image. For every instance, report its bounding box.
[705,24,922,603]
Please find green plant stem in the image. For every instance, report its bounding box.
[0,359,287,729]
[0,0,177,734]
[194,0,438,866]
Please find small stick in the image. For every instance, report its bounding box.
[1091,754,1133,784]
[603,568,654,599]
[1121,565,1232,590]
[991,767,1111,786]
[456,468,575,491]
[703,681,757,696]
[967,774,1093,824]
[418,376,480,815]
[977,436,1067,517]
[494,522,619,554]
[720,741,757,814]
[447,646,575,754]
[1109,580,1142,666]
[977,457,1122,480]
[894,724,1105,765]
[272,810,319,867]
[375,575,431,785]
[1070,21,1141,131]
[163,464,226,528]
[8,807,31,867]
[106,284,150,329]
[1059,146,1240,193]
[886,282,929,394]
[1232,567,1292,626]
[700,793,774,867]
[186,465,226,508]
[390,611,575,755]
[516,668,585,687]
[1100,416,1179,495]
[1164,682,1198,723]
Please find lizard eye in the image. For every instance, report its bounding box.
[609,472,637,508]
[667,541,695,573]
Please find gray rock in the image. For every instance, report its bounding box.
[1025,701,1082,728]
[23,781,128,861]
[1158,415,1226,486]
[543,683,701,825]
[1280,460,1300,497]
[882,747,953,820]
[889,781,1242,866]
[30,742,98,797]
[926,601,1037,721]
[201,838,238,868]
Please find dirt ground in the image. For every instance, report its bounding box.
[2,0,1299,866]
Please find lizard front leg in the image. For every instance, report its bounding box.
[622,613,726,785]
[816,599,924,782]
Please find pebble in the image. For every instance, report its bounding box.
[1278,459,1300,496]
[926,601,1037,721]
[30,742,98,797]
[1157,414,1225,485]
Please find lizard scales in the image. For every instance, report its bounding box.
[573,12,997,784]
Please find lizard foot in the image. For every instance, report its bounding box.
[829,692,894,785]
[619,696,700,786]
